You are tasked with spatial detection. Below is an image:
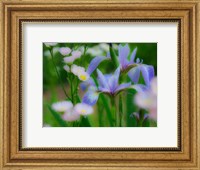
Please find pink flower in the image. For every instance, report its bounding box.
[135,77,157,121]
[59,47,71,56]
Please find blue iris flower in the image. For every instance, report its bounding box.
[82,67,131,106]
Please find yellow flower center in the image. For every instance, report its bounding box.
[80,74,87,81]
[81,109,86,113]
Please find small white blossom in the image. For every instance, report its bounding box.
[72,50,82,58]
[63,56,77,63]
[59,47,71,56]
[135,92,156,109]
[52,101,73,112]
[74,103,94,115]
[62,110,80,122]
[99,43,109,52]
[87,46,103,56]
[77,71,89,81]
[63,65,70,72]
[71,64,89,81]
[135,77,157,120]
[71,64,85,75]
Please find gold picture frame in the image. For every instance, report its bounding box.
[0,0,200,169]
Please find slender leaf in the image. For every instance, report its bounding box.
[126,89,137,127]
[100,94,114,127]
[142,118,150,127]
[48,105,67,127]
[80,116,91,127]
[109,44,119,68]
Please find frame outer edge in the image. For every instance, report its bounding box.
[0,0,3,169]
[197,1,200,170]
[1,0,200,169]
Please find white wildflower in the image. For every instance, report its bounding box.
[71,64,89,81]
[59,47,71,56]
[62,110,80,122]
[73,103,94,116]
[51,101,73,112]
[63,65,70,72]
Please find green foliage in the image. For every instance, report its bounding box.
[126,89,138,127]
[48,105,68,127]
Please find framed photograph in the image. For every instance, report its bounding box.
[0,0,200,169]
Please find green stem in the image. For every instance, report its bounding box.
[72,78,80,103]
[138,110,144,127]
[119,95,123,127]
[69,75,74,104]
[98,102,104,127]
[49,49,71,100]
[111,97,118,127]
[100,94,113,127]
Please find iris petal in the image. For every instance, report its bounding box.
[115,82,131,93]
[97,69,109,89]
[128,67,141,84]
[82,90,99,106]
[99,87,110,93]
[118,44,130,69]
[129,84,148,92]
[146,65,155,82]
[130,47,137,63]
[108,67,120,92]
[140,65,154,87]
[80,78,96,91]
[87,56,107,75]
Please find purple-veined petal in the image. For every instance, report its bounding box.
[80,82,88,91]
[140,65,154,87]
[129,84,148,92]
[103,74,112,83]
[87,56,107,75]
[82,90,99,106]
[115,82,131,93]
[97,69,109,89]
[118,44,130,69]
[128,66,140,84]
[108,67,120,93]
[130,47,137,63]
[99,87,110,93]
[79,78,96,91]
[144,114,149,120]
[146,65,155,82]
